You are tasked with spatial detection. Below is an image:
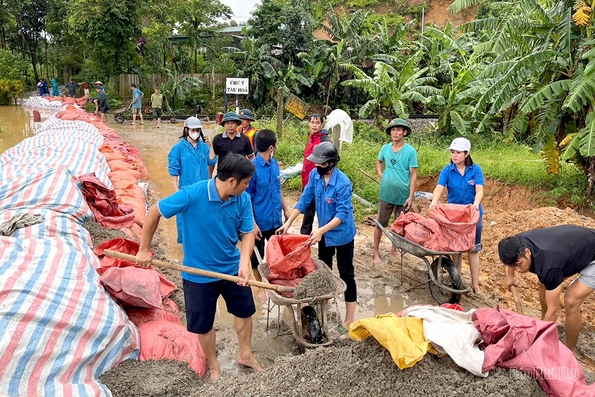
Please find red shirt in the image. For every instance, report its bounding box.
[301,131,330,188]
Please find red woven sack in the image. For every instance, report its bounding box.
[266,234,316,281]
[392,212,441,246]
[429,204,479,234]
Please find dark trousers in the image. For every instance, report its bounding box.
[300,199,316,235]
[250,228,276,269]
[318,236,357,303]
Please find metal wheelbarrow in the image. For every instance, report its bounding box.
[254,249,347,348]
[372,218,471,304]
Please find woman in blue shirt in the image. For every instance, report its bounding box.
[430,137,484,294]
[277,142,357,333]
[168,116,217,243]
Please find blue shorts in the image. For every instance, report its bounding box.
[470,216,483,252]
[183,278,255,334]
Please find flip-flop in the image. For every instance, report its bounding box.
[331,323,349,337]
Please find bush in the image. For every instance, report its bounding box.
[0,79,24,105]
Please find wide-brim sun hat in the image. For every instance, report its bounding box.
[447,137,471,152]
[385,118,412,136]
[238,109,255,121]
[184,116,202,129]
[220,111,241,126]
[94,81,103,85]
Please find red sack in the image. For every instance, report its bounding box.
[93,238,177,302]
[266,234,316,281]
[429,204,479,235]
[126,298,181,325]
[137,320,206,377]
[100,266,163,308]
[430,204,479,252]
[392,212,441,247]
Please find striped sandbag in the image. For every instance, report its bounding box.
[0,234,140,397]
[38,119,105,148]
[0,165,94,222]
[0,208,94,256]
[0,142,112,190]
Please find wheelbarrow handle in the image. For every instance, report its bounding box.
[102,249,294,293]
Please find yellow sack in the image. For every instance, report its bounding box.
[349,313,438,369]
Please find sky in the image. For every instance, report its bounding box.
[220,0,261,24]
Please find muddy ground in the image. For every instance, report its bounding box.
[93,122,595,396]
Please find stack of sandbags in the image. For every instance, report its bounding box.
[0,165,140,396]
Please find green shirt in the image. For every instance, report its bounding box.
[151,93,163,108]
[378,143,418,205]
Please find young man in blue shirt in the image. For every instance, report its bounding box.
[277,142,357,332]
[130,83,144,125]
[136,153,263,381]
[246,129,290,299]
[373,118,418,264]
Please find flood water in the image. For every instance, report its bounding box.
[0,105,405,332]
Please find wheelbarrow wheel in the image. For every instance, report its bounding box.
[429,255,464,304]
[114,113,125,124]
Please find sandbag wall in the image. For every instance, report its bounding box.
[0,105,142,397]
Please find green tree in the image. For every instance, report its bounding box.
[66,0,143,76]
[341,55,440,120]
[449,0,595,194]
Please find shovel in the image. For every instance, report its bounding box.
[102,249,294,293]
[510,285,524,315]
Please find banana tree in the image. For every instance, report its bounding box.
[161,68,202,110]
[341,54,441,121]
[449,0,595,188]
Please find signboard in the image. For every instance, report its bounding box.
[284,94,310,120]
[225,78,249,95]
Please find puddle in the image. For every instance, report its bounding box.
[0,106,36,153]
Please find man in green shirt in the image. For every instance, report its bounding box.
[373,118,418,263]
[151,88,164,128]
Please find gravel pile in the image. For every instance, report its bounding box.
[294,270,337,299]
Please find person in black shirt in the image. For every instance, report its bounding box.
[212,112,254,161]
[498,225,595,354]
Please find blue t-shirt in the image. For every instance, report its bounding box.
[246,154,283,231]
[378,143,418,205]
[158,178,254,283]
[168,139,216,189]
[437,163,484,216]
[132,88,143,109]
[296,168,357,247]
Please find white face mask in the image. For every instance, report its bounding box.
[270,149,275,158]
[189,132,200,141]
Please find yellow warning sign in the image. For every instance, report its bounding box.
[284,94,310,120]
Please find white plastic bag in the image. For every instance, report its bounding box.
[325,109,353,144]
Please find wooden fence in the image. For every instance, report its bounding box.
[108,73,228,97]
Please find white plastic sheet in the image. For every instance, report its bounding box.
[325,109,353,144]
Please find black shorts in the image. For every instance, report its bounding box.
[182,278,255,334]
[152,108,162,118]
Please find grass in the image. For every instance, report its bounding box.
[253,118,592,219]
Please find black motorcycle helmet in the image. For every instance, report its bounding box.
[307,142,340,164]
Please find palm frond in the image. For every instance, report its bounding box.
[521,80,571,114]
[562,67,595,113]
[447,0,481,14]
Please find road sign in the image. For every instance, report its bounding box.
[285,94,309,120]
[225,78,249,95]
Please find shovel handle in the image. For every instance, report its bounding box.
[102,249,293,293]
[510,285,524,315]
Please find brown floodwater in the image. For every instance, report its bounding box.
[0,105,405,331]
